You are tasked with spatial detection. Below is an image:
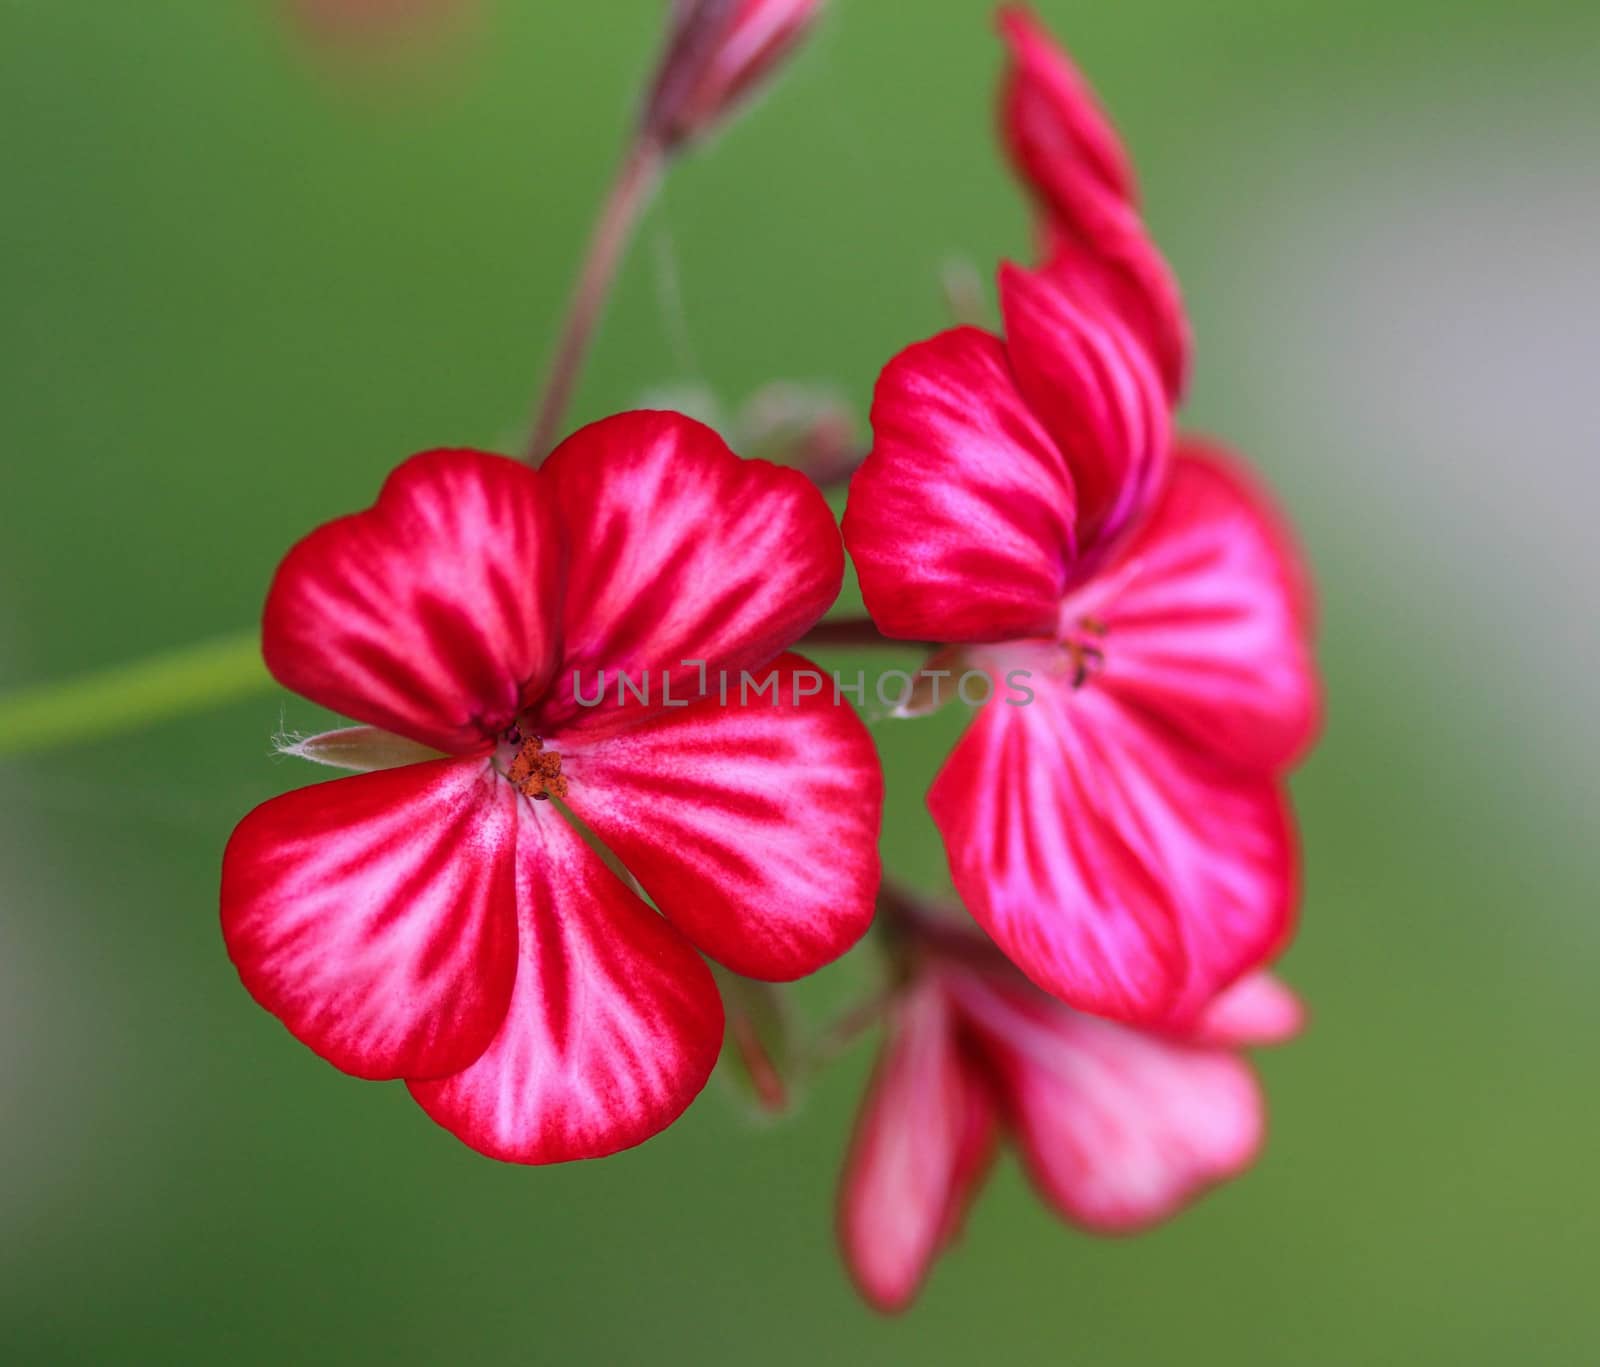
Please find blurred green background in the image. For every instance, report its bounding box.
[3,0,1597,1361]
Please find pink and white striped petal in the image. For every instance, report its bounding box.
[999,7,1191,400]
[837,980,997,1313]
[1096,444,1320,772]
[844,327,1077,643]
[1000,263,1170,565]
[928,678,1296,1027]
[408,806,724,1164]
[536,411,844,733]
[221,758,519,1081]
[1041,220,1191,404]
[950,973,1264,1232]
[263,450,564,755]
[558,654,881,980]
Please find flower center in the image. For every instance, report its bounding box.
[1052,556,1140,689]
[1061,616,1107,689]
[500,726,568,801]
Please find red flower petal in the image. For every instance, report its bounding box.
[997,5,1137,221]
[1042,218,1191,405]
[937,1028,1002,1251]
[1000,263,1170,565]
[844,327,1076,643]
[408,806,724,1164]
[951,973,1265,1232]
[221,758,519,1081]
[557,654,881,980]
[837,980,997,1313]
[928,678,1296,1027]
[536,412,843,732]
[998,7,1191,400]
[1184,972,1305,1048]
[1097,444,1320,771]
[263,450,565,755]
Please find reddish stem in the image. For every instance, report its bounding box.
[728,1011,788,1113]
[525,138,665,463]
[799,616,924,649]
[877,877,1006,970]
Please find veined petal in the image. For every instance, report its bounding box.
[837,981,997,1314]
[263,450,564,755]
[221,758,519,1081]
[928,678,1295,1027]
[930,677,1181,1021]
[1185,972,1305,1049]
[1000,263,1170,565]
[1098,445,1320,771]
[998,8,1191,401]
[997,5,1137,220]
[951,973,1264,1232]
[844,327,1076,643]
[558,655,881,980]
[408,806,723,1164]
[537,411,843,732]
[1042,219,1190,404]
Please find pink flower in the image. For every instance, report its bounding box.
[997,5,1190,400]
[838,920,1303,1312]
[222,412,882,1163]
[842,265,1318,1028]
[644,0,825,152]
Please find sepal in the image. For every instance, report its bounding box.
[277,725,445,773]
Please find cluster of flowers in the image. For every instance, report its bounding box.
[234,2,1318,1311]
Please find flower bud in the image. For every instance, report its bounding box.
[644,0,824,153]
[737,382,860,486]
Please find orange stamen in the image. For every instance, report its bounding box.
[507,736,568,801]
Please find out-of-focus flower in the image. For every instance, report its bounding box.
[838,914,1302,1312]
[997,5,1190,400]
[284,0,474,47]
[632,381,862,486]
[843,264,1318,1028]
[222,413,882,1163]
[737,382,861,485]
[644,0,824,152]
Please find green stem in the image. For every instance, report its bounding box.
[0,630,273,758]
